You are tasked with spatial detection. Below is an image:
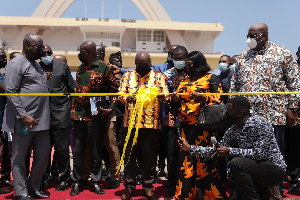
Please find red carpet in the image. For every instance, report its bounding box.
[1,180,300,199]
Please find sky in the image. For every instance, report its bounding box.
[1,0,300,57]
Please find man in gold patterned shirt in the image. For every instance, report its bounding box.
[119,52,168,200]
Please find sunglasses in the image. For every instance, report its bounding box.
[0,55,6,60]
[246,33,263,39]
[42,51,53,56]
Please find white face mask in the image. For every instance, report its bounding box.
[246,38,257,49]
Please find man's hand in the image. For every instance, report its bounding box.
[287,109,299,127]
[45,71,53,80]
[157,94,165,102]
[190,92,206,101]
[126,95,135,104]
[110,65,121,75]
[171,92,179,103]
[216,146,230,157]
[178,137,190,152]
[99,107,113,117]
[22,115,38,131]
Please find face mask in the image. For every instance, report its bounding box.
[219,63,229,73]
[167,56,174,65]
[136,64,150,77]
[174,60,185,70]
[230,64,235,72]
[114,62,122,68]
[41,55,53,65]
[35,48,43,60]
[78,53,87,64]
[0,59,7,68]
[246,38,257,49]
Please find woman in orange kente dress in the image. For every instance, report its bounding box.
[174,51,227,199]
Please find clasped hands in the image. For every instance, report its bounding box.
[177,137,230,157]
[22,115,38,131]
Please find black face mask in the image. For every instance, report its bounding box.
[136,64,151,77]
[185,65,197,76]
[0,58,7,68]
[114,62,122,68]
[35,48,43,60]
[167,56,174,66]
[78,53,87,64]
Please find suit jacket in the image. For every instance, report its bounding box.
[40,60,75,129]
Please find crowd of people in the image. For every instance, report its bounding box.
[0,22,299,200]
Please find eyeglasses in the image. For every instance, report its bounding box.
[42,51,53,56]
[246,33,263,39]
[28,43,44,49]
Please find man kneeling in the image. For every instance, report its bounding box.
[179,96,286,200]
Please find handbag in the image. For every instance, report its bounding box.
[195,102,227,129]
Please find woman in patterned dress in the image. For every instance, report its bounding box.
[173,51,227,199]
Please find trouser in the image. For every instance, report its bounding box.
[12,130,50,197]
[43,128,71,182]
[124,128,160,192]
[229,157,285,200]
[72,118,106,183]
[104,111,120,179]
[157,129,166,170]
[0,131,12,182]
[161,126,179,186]
[273,125,285,156]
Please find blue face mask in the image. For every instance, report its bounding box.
[41,55,53,65]
[219,63,229,73]
[230,64,235,72]
[174,60,185,70]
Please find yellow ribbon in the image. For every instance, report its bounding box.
[1,91,300,96]
[116,87,160,174]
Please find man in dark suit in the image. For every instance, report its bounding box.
[39,45,75,191]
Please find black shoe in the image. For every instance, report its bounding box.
[17,196,34,200]
[108,179,120,189]
[105,169,111,181]
[165,187,175,197]
[162,181,170,188]
[40,178,51,191]
[70,182,81,196]
[28,189,49,199]
[92,183,105,194]
[289,183,300,193]
[120,172,125,181]
[156,169,166,178]
[0,187,10,194]
[55,181,71,191]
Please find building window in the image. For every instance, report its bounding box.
[137,30,151,42]
[153,31,164,42]
[86,32,120,39]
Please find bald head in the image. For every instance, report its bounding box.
[249,23,268,35]
[78,41,96,65]
[96,45,105,61]
[53,55,67,64]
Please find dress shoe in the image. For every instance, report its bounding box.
[91,183,105,194]
[105,169,112,181]
[289,183,300,193]
[0,187,10,194]
[165,186,175,197]
[55,181,71,191]
[120,171,125,181]
[121,189,134,200]
[28,189,49,199]
[108,179,120,189]
[17,196,34,200]
[156,169,166,178]
[70,182,81,196]
[144,190,157,200]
